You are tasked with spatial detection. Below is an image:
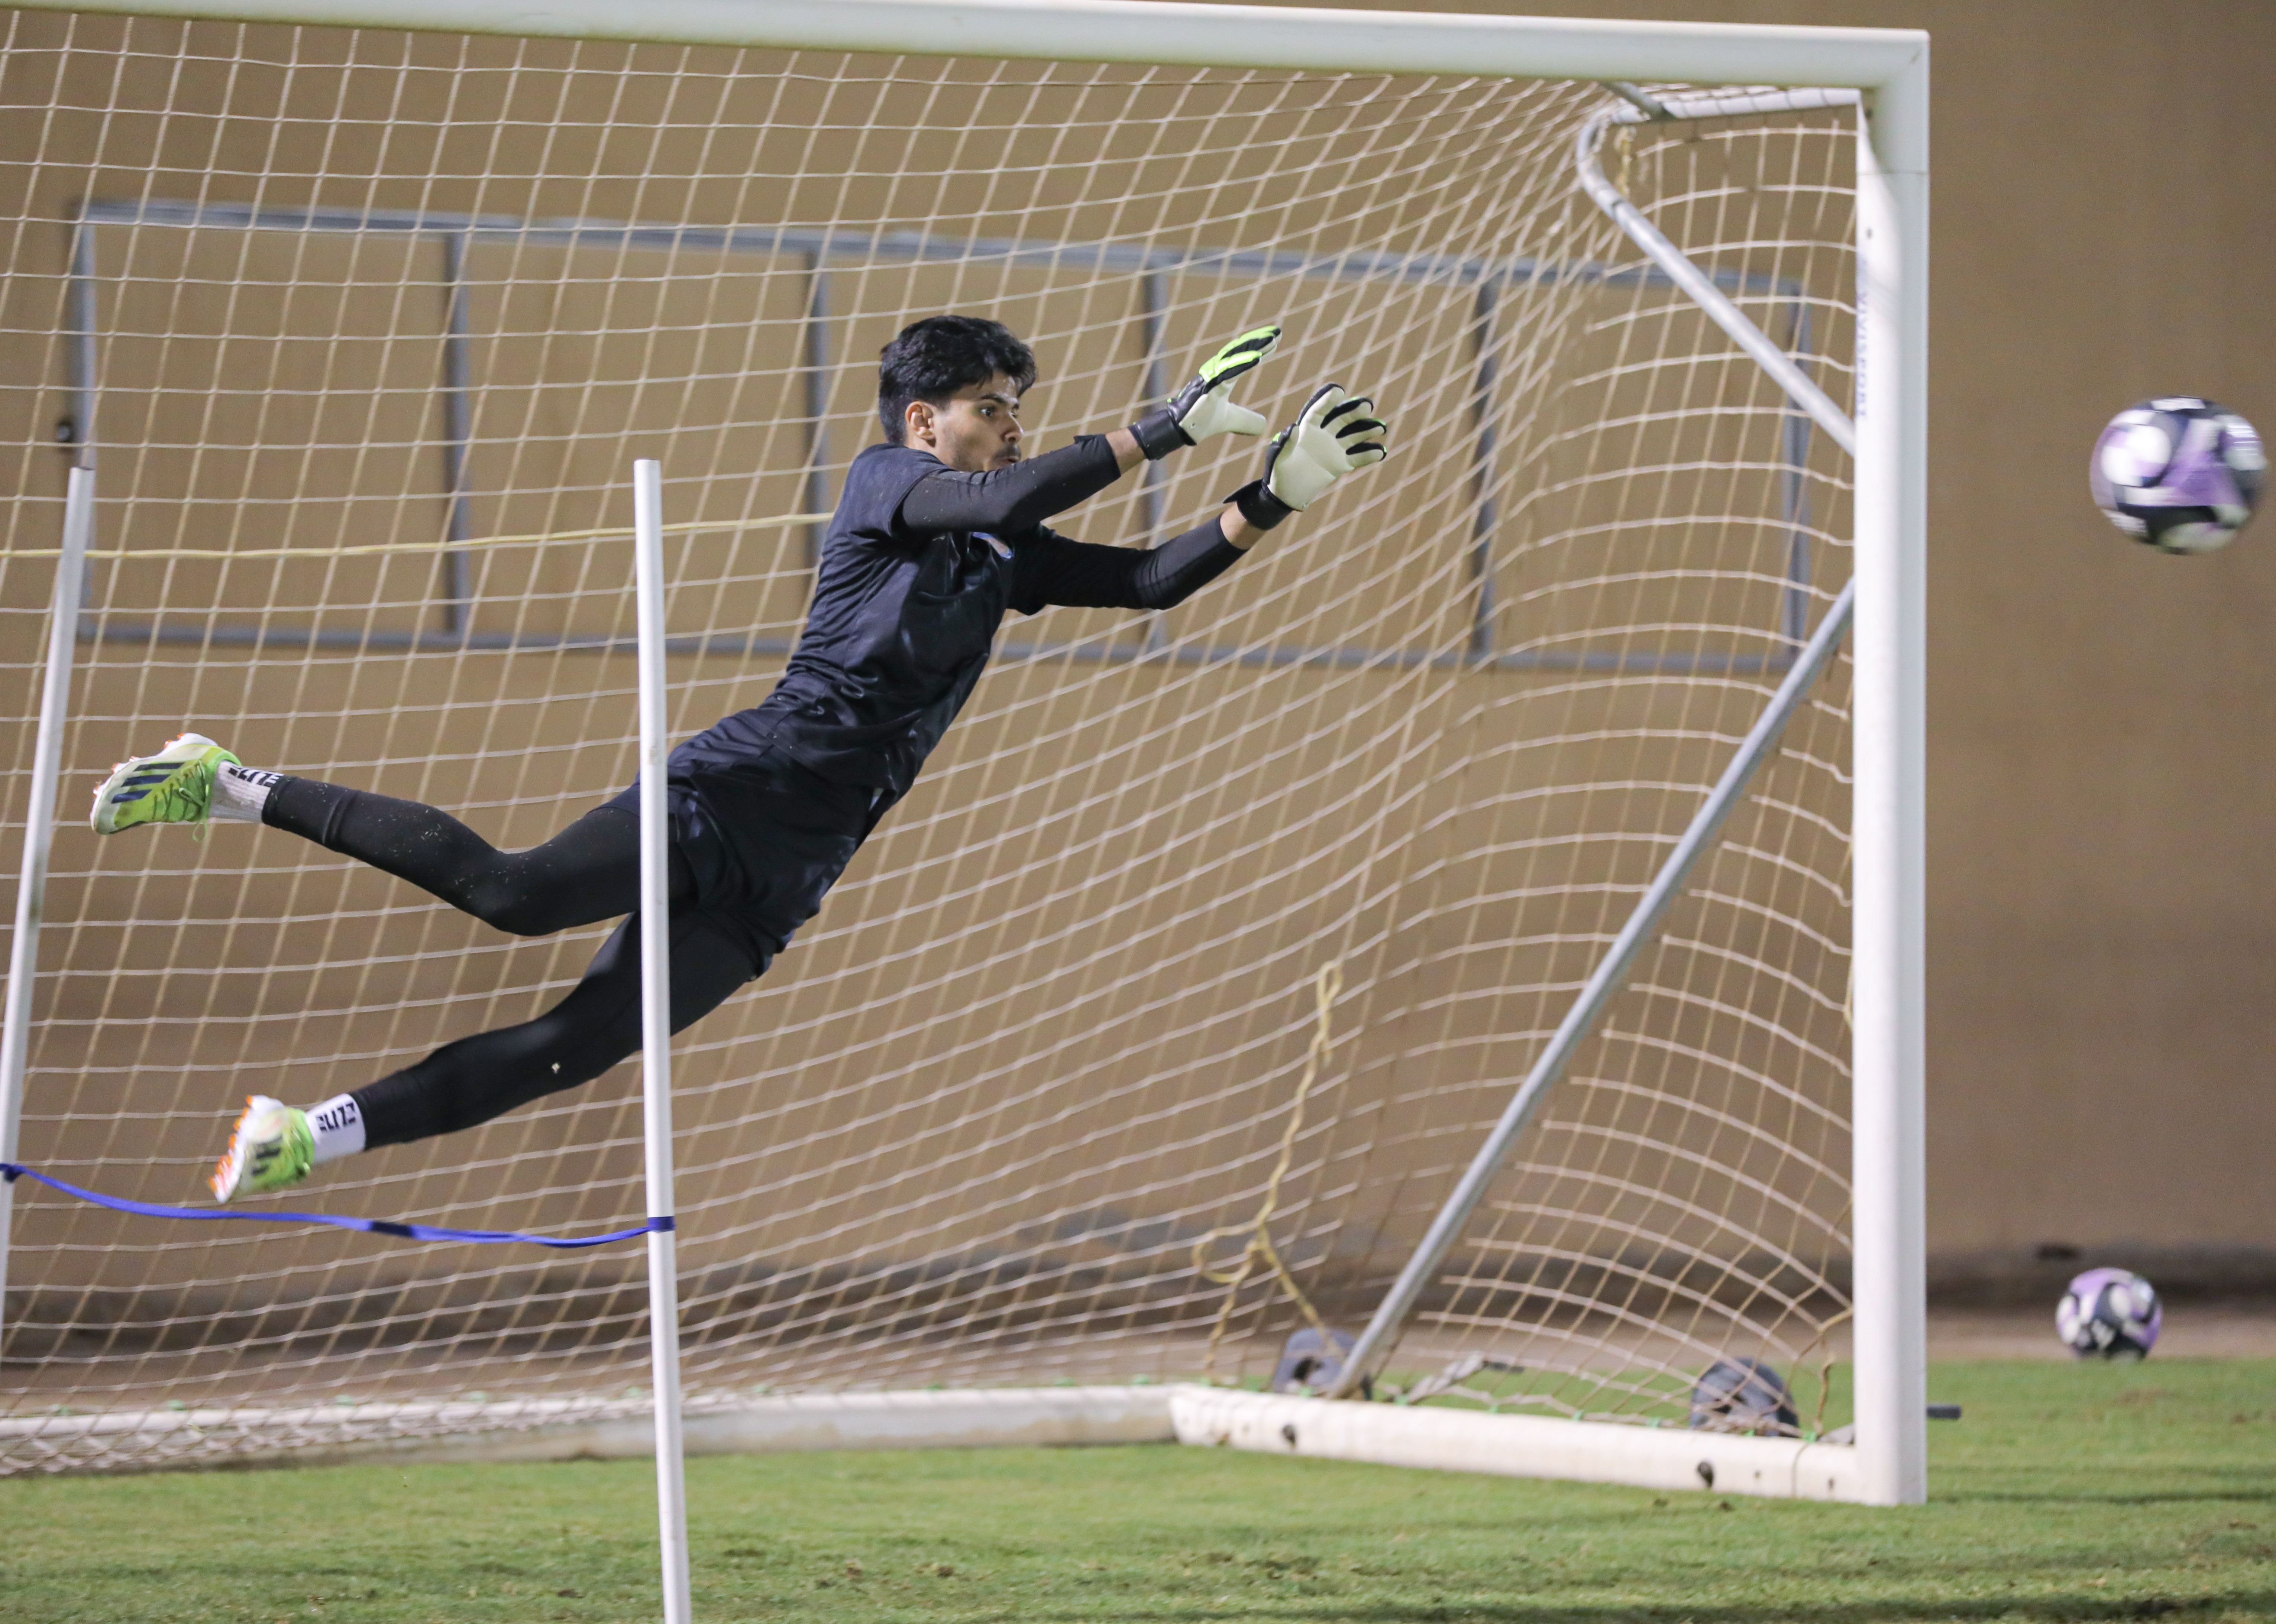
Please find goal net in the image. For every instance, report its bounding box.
[0,10,1862,1475]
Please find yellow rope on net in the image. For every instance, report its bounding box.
[0,511,833,561]
[1192,960,1343,1386]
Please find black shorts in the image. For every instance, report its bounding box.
[604,745,895,968]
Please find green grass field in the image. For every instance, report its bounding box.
[3,1359,2271,1624]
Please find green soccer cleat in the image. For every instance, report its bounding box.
[211,1095,314,1203]
[89,732,239,835]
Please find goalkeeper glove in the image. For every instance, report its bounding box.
[1130,324,1282,459]
[1228,383,1389,530]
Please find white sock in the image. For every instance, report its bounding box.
[211,763,283,823]
[306,1093,365,1163]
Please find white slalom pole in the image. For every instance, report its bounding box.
[633,458,694,1622]
[0,466,95,1361]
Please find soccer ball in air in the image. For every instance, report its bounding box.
[2090,398,2265,554]
[2056,1267,2162,1360]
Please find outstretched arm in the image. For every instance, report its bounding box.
[898,325,1283,537]
[899,433,1138,535]
[1019,510,1251,613]
[1020,380,1391,613]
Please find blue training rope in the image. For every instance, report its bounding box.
[0,1163,671,1249]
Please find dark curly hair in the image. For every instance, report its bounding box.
[876,315,1038,444]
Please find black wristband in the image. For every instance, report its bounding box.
[1225,478,1294,532]
[1129,406,1187,461]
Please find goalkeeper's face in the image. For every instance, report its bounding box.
[911,373,1025,474]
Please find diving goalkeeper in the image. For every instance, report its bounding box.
[87,315,1388,1202]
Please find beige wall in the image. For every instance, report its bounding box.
[1383,0,2276,1279]
[4,0,2272,1315]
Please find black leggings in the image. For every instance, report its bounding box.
[265,779,759,1148]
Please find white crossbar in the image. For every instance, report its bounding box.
[4,1,1928,106]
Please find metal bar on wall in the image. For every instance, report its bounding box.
[1781,298,1820,648]
[1139,268,1169,654]
[802,253,831,568]
[82,619,1801,674]
[77,198,1798,300]
[62,191,1830,674]
[66,220,96,468]
[439,230,476,634]
[1465,278,1501,660]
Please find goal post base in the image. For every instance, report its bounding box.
[0,1386,1180,1474]
[8,1384,1863,1499]
[404,1385,1182,1468]
[1170,1387,1865,1502]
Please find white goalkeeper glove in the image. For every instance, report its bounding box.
[1229,384,1389,529]
[1130,324,1282,458]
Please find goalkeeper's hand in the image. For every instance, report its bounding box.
[1129,324,1281,459]
[1228,383,1389,530]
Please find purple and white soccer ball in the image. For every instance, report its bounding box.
[2056,1267,2162,1360]
[2091,397,2264,554]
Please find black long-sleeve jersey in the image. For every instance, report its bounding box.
[671,435,1245,795]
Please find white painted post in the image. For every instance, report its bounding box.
[1848,47,1930,1508]
[0,466,96,1358]
[633,458,694,1620]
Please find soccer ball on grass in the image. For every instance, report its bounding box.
[2055,1267,2162,1360]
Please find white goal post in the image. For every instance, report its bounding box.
[0,0,1927,1520]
